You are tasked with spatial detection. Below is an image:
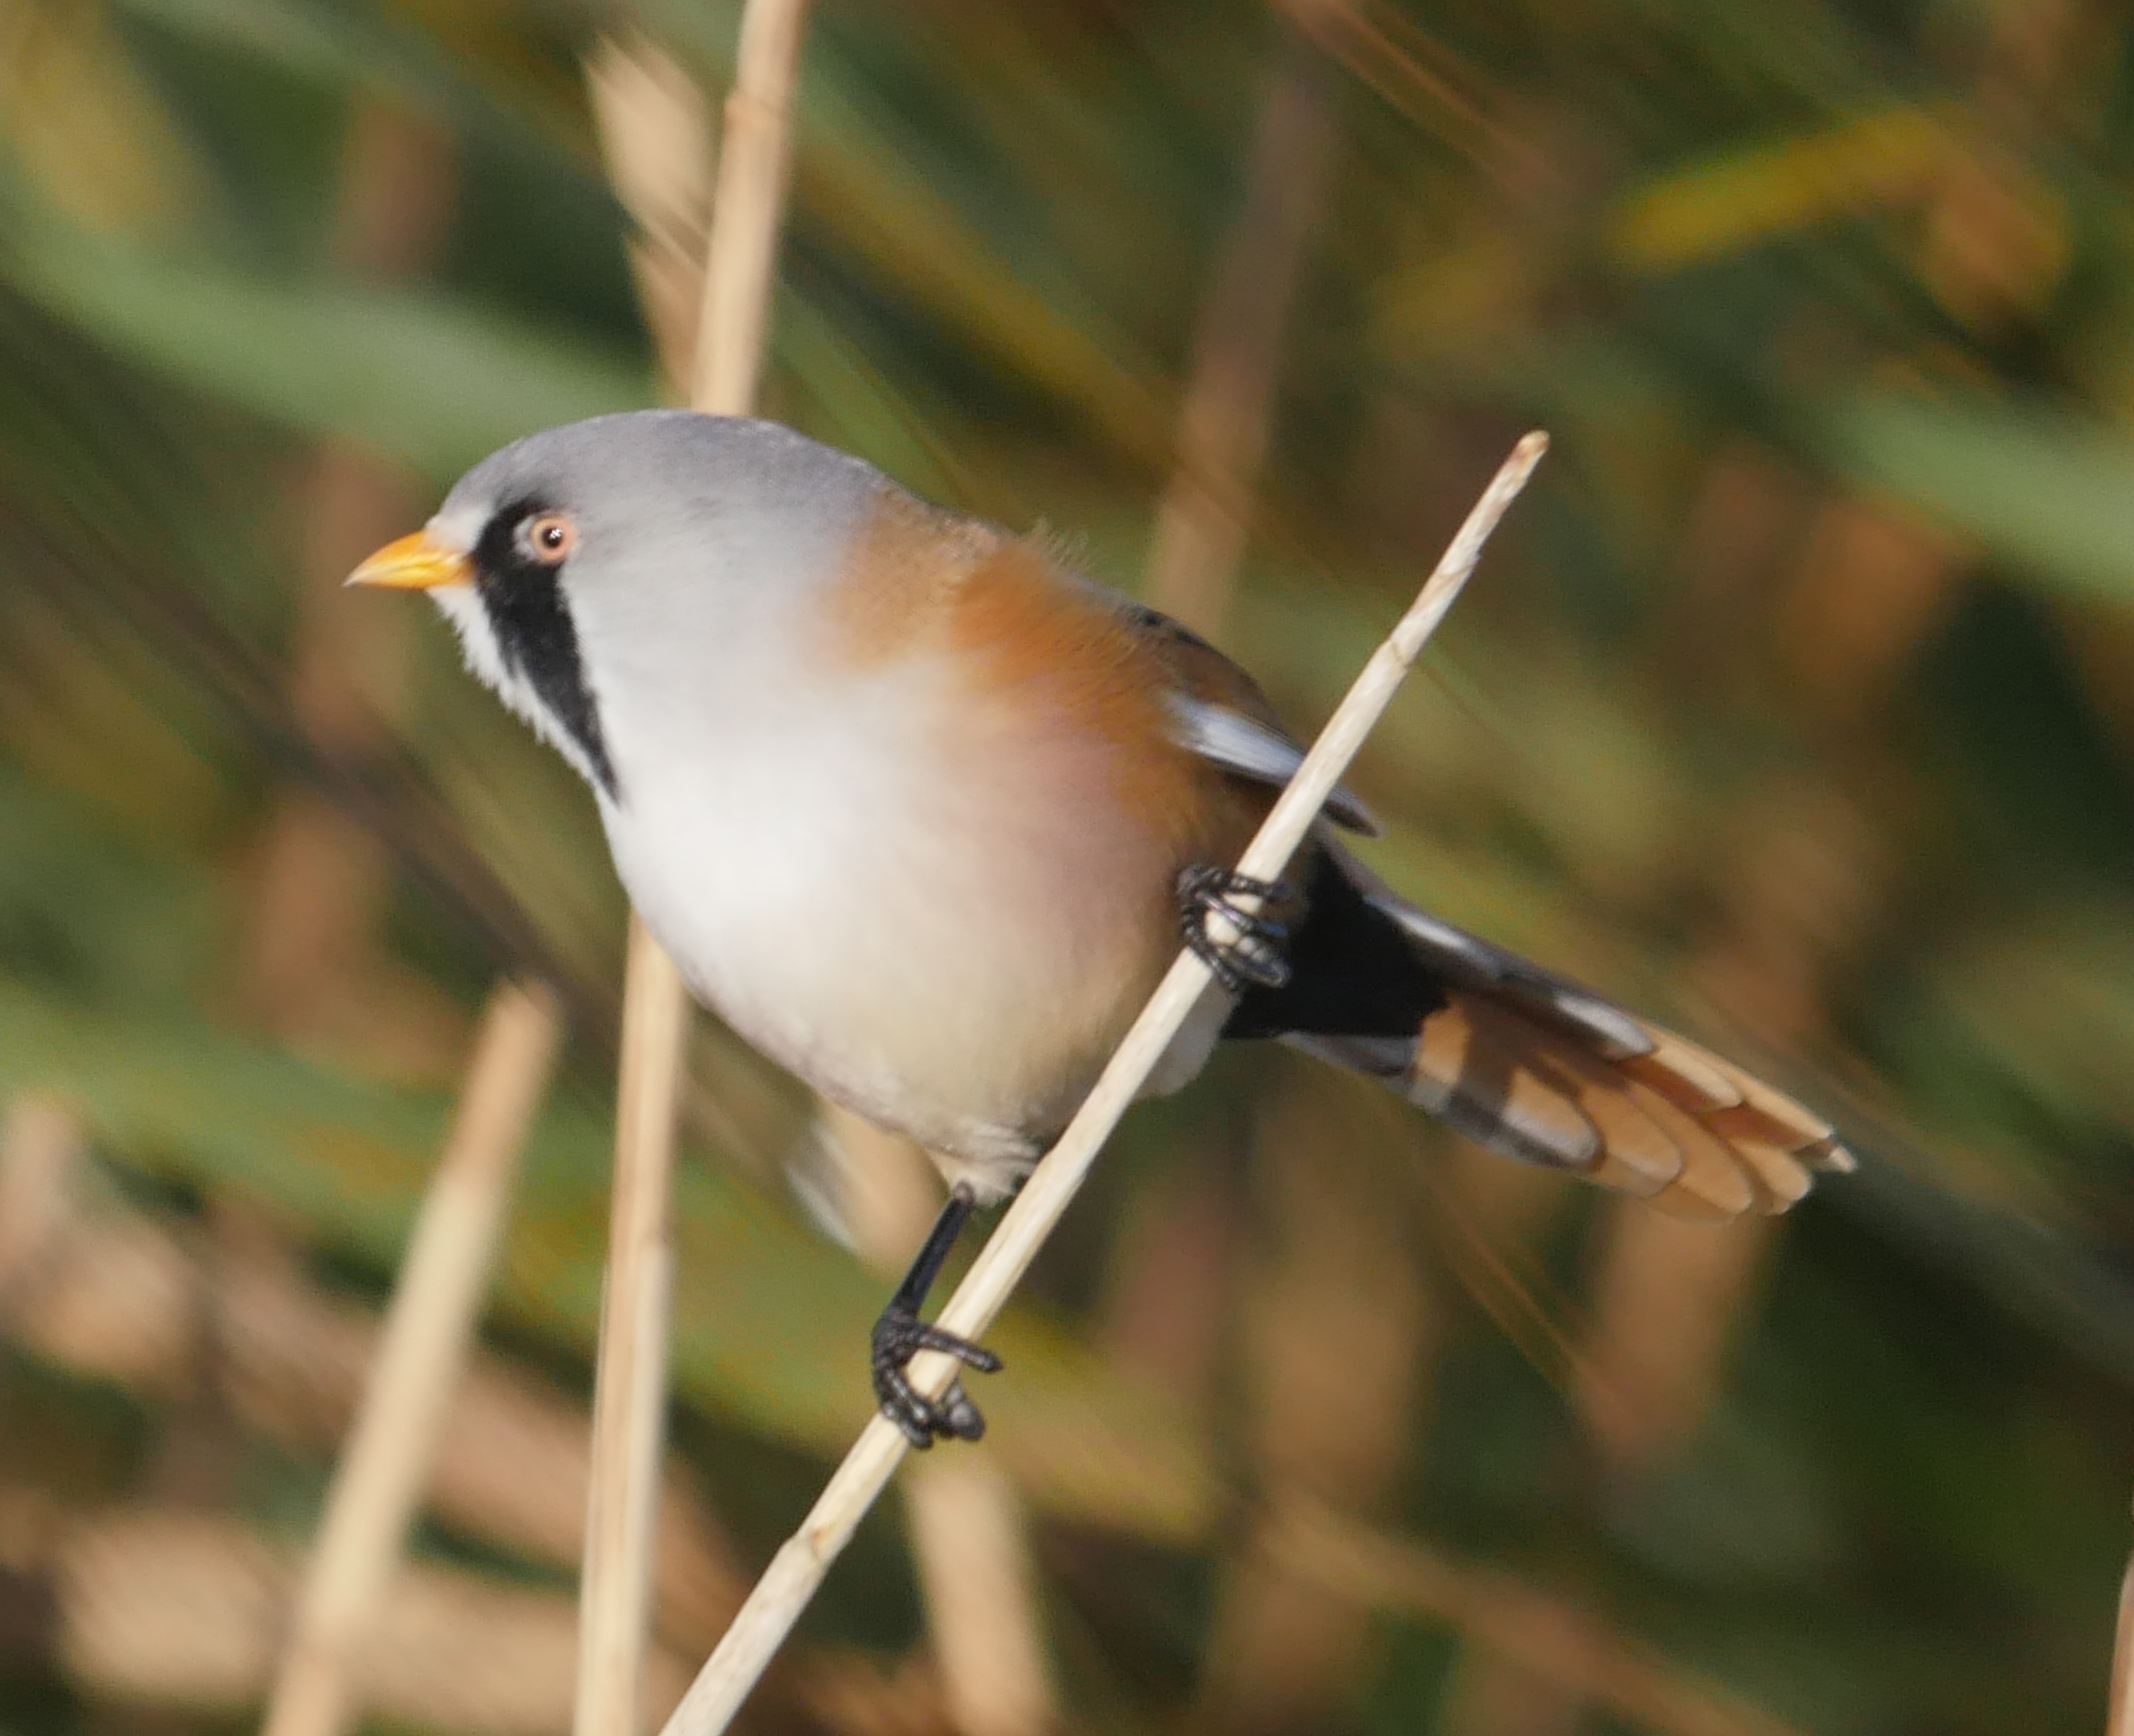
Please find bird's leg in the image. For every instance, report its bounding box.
[870,1183,1003,1449]
[1177,864,1295,993]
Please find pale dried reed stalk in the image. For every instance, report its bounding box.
[1191,1077,1428,1736]
[596,35,1052,1717]
[261,981,562,1736]
[253,111,530,1736]
[901,1454,1054,1736]
[586,38,712,391]
[658,429,1549,1736]
[2108,1522,2134,1736]
[1,1120,740,1638]
[1142,3,1337,638]
[692,0,811,418]
[0,1093,77,1310]
[577,8,811,1736]
[577,922,690,1736]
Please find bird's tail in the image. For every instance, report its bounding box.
[1294,867,1854,1221]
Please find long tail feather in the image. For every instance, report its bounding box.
[1253,845,1849,1220]
[1296,989,1847,1221]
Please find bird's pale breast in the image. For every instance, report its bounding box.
[600,499,1256,1197]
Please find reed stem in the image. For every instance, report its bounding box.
[575,8,811,1733]
[658,429,1549,1736]
[263,981,560,1736]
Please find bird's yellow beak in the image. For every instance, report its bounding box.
[345,530,472,591]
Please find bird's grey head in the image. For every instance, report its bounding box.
[352,409,881,801]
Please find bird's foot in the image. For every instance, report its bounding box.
[1178,865,1294,993]
[870,1303,1003,1449]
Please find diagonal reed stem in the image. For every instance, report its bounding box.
[577,8,811,1736]
[262,981,562,1736]
[658,429,1550,1736]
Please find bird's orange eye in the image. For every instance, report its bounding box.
[521,512,577,565]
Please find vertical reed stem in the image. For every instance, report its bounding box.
[0,1094,78,1312]
[1143,6,1337,638]
[577,924,688,1736]
[692,0,812,418]
[577,6,811,1733]
[2108,1514,2134,1736]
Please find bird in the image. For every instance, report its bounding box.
[349,408,1853,1447]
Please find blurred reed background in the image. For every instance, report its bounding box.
[3,0,2134,1732]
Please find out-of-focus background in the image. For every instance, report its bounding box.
[3,1,2134,1732]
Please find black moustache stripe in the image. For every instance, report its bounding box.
[472,503,618,799]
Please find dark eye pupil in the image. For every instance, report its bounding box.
[540,524,564,549]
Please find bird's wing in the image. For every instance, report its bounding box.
[1098,589,1849,1222]
[1106,596,1379,834]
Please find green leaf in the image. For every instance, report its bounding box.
[1611,109,1946,271]
[111,0,586,166]
[114,0,427,93]
[0,206,651,480]
[1824,391,2134,608]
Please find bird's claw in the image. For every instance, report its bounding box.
[870,1303,1003,1448]
[1178,865,1295,993]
